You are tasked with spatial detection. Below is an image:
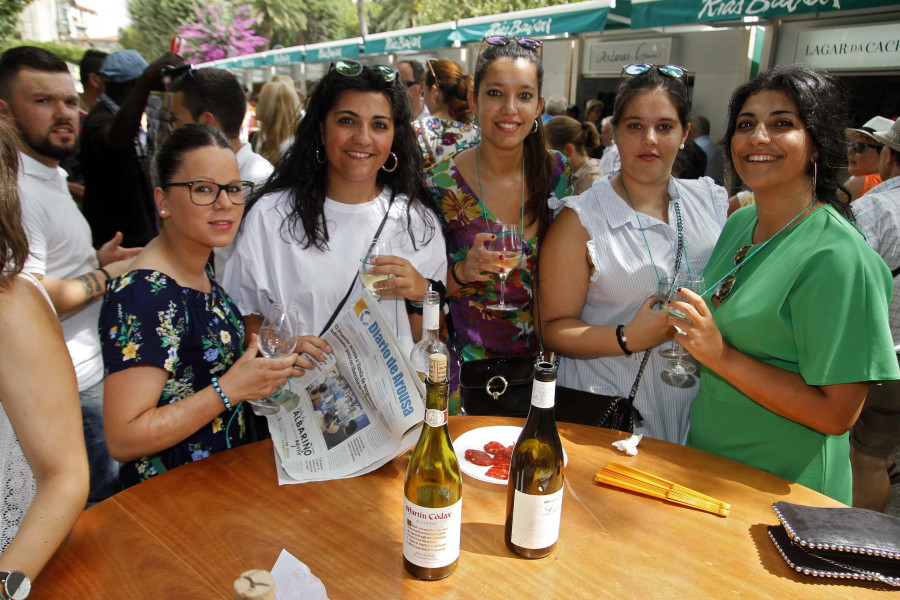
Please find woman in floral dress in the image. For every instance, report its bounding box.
[99,125,300,488]
[426,38,573,411]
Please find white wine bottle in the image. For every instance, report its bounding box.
[505,353,564,559]
[410,289,449,383]
[403,353,462,580]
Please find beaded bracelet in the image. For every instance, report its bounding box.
[211,377,232,410]
[615,324,633,356]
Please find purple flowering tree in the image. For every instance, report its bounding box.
[178,2,269,62]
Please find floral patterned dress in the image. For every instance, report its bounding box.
[99,269,251,488]
[413,117,481,170]
[426,150,573,410]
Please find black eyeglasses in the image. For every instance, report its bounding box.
[713,244,751,302]
[162,180,253,206]
[162,65,215,109]
[332,60,398,84]
[618,63,688,93]
[478,36,543,59]
[847,141,882,154]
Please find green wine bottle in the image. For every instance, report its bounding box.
[505,354,564,558]
[403,353,462,579]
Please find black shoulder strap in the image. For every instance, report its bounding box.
[318,193,396,336]
[892,265,900,278]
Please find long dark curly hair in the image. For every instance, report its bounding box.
[247,63,437,250]
[722,64,853,221]
[473,40,554,241]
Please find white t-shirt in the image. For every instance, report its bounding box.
[213,144,277,281]
[222,187,447,355]
[19,153,103,391]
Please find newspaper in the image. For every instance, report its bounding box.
[265,290,425,484]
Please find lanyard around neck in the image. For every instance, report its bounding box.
[475,146,525,235]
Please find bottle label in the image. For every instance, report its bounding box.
[423,301,440,331]
[424,408,447,428]
[531,379,556,409]
[403,497,462,567]
[510,488,563,549]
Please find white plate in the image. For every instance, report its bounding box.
[453,425,567,485]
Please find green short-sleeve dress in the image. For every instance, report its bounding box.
[688,204,899,504]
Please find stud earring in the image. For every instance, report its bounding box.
[159,209,166,215]
[680,143,685,150]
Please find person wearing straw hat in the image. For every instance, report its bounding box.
[849,116,900,511]
[840,116,894,202]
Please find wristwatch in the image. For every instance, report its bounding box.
[0,571,30,599]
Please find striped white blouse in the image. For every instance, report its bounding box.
[553,175,728,444]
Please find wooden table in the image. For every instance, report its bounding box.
[32,417,891,599]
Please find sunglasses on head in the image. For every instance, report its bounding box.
[847,141,882,154]
[478,36,543,59]
[618,63,688,93]
[162,64,214,109]
[332,60,398,84]
[425,58,437,85]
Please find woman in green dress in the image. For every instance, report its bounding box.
[670,64,900,503]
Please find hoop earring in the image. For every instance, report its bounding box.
[315,146,326,164]
[382,152,398,173]
[531,119,539,134]
[812,161,818,196]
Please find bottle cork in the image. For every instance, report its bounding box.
[428,353,447,383]
[234,569,276,600]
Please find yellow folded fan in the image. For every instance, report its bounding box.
[595,461,731,517]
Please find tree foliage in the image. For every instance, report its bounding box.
[247,0,342,47]
[0,39,86,65]
[179,2,267,62]
[0,0,34,45]
[121,0,195,60]
[371,0,572,32]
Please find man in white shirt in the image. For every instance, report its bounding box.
[849,117,900,512]
[0,46,140,503]
[169,67,274,277]
[397,60,429,122]
[690,116,725,185]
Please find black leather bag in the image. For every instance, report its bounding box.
[554,385,643,433]
[767,501,900,587]
[459,355,536,418]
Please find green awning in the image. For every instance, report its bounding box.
[631,0,898,29]
[454,1,611,43]
[267,48,305,66]
[364,23,456,55]
[305,41,362,63]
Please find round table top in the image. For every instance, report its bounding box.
[30,416,890,599]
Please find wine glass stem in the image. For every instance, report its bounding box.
[675,343,685,366]
[499,274,507,305]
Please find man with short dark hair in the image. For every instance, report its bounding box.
[170,67,273,276]
[80,49,182,248]
[0,45,141,503]
[397,59,428,121]
[78,49,106,117]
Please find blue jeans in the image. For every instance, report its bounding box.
[80,381,120,504]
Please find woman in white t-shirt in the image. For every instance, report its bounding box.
[223,62,447,356]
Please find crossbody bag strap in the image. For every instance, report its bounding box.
[892,264,900,278]
[318,193,396,336]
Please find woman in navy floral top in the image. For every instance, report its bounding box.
[99,124,300,488]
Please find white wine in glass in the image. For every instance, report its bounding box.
[486,223,523,312]
[359,239,393,298]
[250,303,297,411]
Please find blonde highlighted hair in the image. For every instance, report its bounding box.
[256,80,301,165]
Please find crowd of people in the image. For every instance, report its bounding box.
[1,36,899,586]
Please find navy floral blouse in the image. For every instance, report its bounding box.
[99,269,251,488]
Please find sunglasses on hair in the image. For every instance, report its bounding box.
[618,63,687,93]
[847,141,882,154]
[332,60,398,84]
[478,36,543,59]
[162,64,214,109]
[426,58,437,84]
[713,244,751,302]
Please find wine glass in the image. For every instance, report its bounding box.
[657,277,680,360]
[359,239,393,301]
[663,274,704,376]
[249,303,298,411]
[486,223,523,311]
